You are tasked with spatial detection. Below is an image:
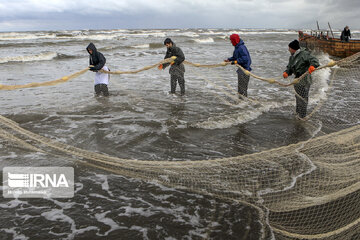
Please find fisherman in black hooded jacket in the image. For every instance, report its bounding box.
[86,42,110,96]
[158,38,186,95]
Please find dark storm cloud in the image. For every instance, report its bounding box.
[0,0,359,31]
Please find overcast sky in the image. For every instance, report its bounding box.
[0,0,359,31]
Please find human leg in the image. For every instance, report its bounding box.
[294,84,310,118]
[170,74,177,93]
[237,70,250,97]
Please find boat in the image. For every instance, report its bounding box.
[298,30,360,58]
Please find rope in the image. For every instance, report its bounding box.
[184,61,231,68]
[99,57,175,74]
[1,51,358,92]
[0,68,89,90]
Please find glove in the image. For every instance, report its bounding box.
[283,72,288,78]
[158,64,163,70]
[231,60,238,65]
[170,61,175,65]
[89,66,97,72]
[308,66,316,74]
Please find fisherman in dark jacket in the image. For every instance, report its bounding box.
[225,34,252,98]
[340,26,351,42]
[86,42,110,96]
[158,38,186,95]
[283,40,320,119]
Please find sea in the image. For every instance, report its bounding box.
[0,28,359,240]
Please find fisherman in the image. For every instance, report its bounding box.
[86,42,110,96]
[283,40,320,119]
[340,26,351,42]
[158,38,186,95]
[224,34,252,98]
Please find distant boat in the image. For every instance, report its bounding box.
[298,30,360,58]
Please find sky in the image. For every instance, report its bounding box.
[0,0,359,31]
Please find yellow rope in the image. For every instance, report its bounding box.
[99,57,175,74]
[184,61,231,68]
[2,52,358,91]
[0,68,89,90]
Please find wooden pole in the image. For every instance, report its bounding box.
[328,22,335,38]
[316,21,320,38]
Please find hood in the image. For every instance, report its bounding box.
[86,42,97,55]
[230,34,240,46]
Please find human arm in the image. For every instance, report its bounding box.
[92,52,106,71]
[173,47,185,65]
[162,48,172,69]
[235,46,250,66]
[307,52,320,73]
[284,56,294,78]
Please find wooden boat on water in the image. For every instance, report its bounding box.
[298,30,360,58]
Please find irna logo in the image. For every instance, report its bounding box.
[3,167,74,198]
[8,172,69,188]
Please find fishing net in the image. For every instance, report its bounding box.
[0,52,360,240]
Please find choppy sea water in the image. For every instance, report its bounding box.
[0,28,359,239]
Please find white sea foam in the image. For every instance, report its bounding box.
[87,173,114,197]
[95,211,125,236]
[71,34,119,41]
[130,225,149,240]
[118,206,156,217]
[41,208,99,239]
[132,44,150,49]
[0,199,28,208]
[193,37,214,43]
[0,52,58,63]
[0,32,56,40]
[192,99,292,129]
[182,32,200,38]
[308,53,332,105]
[1,228,29,240]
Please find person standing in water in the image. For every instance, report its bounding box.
[158,38,186,95]
[86,42,110,96]
[224,34,252,98]
[283,40,320,119]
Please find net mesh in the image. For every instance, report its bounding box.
[0,52,360,239]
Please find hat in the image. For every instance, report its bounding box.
[288,40,300,50]
[230,34,240,46]
[164,38,173,45]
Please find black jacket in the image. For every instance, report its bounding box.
[163,43,185,74]
[341,28,351,40]
[86,43,106,70]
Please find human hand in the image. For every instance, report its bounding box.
[283,72,288,78]
[89,66,97,72]
[231,60,237,65]
[158,64,163,70]
[308,66,316,74]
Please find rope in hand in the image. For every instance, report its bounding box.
[2,52,357,91]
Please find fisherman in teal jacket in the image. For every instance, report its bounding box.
[283,40,320,119]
